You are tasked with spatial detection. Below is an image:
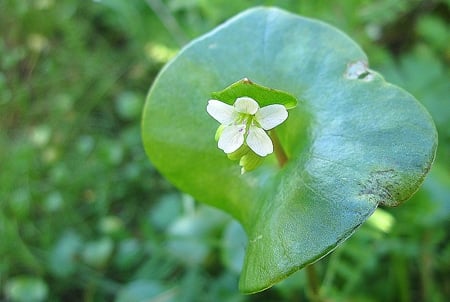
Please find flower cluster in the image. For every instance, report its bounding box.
[207,96,288,173]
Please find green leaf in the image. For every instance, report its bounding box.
[81,237,114,268]
[221,220,246,274]
[115,280,168,302]
[4,276,48,302]
[166,205,229,265]
[48,231,83,278]
[211,78,298,109]
[142,7,437,293]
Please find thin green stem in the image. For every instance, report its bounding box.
[420,231,433,302]
[270,129,322,302]
[145,0,188,46]
[269,129,288,167]
[306,265,321,302]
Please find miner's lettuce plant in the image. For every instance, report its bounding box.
[142,7,437,294]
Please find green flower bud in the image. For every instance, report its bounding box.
[227,144,250,161]
[239,151,264,174]
[214,124,225,141]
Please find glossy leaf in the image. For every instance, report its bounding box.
[211,78,298,108]
[142,7,437,293]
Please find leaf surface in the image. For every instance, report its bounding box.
[142,7,437,293]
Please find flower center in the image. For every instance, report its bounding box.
[236,113,256,139]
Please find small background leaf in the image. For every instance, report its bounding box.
[4,276,48,302]
[115,280,169,302]
[211,78,299,108]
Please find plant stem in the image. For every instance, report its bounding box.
[145,0,188,46]
[269,129,288,167]
[420,231,433,302]
[270,129,322,302]
[306,265,321,302]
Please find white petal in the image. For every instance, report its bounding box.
[218,125,245,154]
[234,97,259,115]
[246,125,273,156]
[255,104,288,130]
[207,100,236,124]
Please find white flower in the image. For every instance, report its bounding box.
[206,96,288,156]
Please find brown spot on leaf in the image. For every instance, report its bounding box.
[359,169,402,207]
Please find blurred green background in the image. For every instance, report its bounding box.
[0,0,449,301]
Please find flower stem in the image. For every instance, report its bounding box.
[270,129,322,302]
[269,129,288,167]
[306,265,322,302]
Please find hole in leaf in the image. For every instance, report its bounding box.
[345,60,375,81]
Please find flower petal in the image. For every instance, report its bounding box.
[246,125,273,156]
[207,100,236,124]
[255,104,288,130]
[234,97,259,115]
[218,125,245,154]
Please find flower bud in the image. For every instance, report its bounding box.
[227,144,250,161]
[239,151,264,174]
[214,124,225,141]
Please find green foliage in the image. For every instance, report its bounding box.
[4,276,48,302]
[211,78,299,108]
[1,0,449,301]
[142,7,437,293]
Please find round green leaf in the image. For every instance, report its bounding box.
[81,237,114,268]
[4,276,48,302]
[115,280,168,302]
[142,7,437,293]
[48,231,83,277]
